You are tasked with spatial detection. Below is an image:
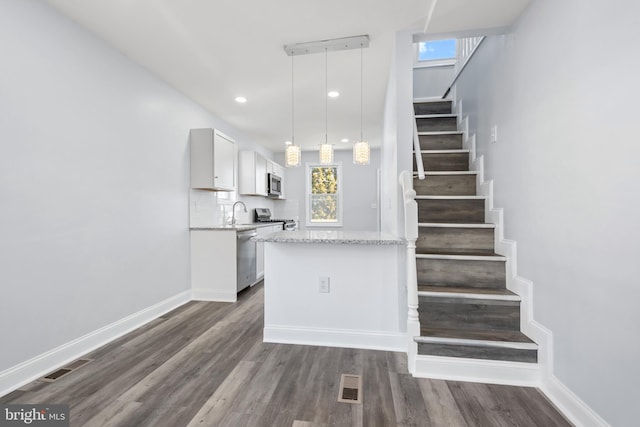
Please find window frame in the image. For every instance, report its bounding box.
[305,162,343,228]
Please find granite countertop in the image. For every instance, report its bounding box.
[253,230,403,245]
[190,222,283,232]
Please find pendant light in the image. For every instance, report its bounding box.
[353,43,370,165]
[285,54,301,167]
[319,47,334,164]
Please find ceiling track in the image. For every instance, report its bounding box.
[284,35,369,56]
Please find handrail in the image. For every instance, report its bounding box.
[442,36,485,99]
[413,111,425,180]
[399,170,420,373]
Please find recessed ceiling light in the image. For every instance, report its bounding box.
[328,91,340,98]
[341,138,349,143]
[235,96,247,103]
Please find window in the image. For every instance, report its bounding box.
[415,39,456,67]
[306,163,342,227]
[418,39,456,61]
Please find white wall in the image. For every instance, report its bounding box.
[454,1,640,425]
[413,64,454,99]
[0,0,265,375]
[381,30,414,237]
[274,149,380,230]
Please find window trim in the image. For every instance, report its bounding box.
[305,162,343,228]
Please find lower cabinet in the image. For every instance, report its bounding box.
[191,225,281,302]
[256,224,282,279]
[190,230,238,302]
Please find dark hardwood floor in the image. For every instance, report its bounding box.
[0,283,572,426]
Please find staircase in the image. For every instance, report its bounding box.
[409,99,538,371]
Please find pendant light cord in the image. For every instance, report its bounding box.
[360,44,364,142]
[325,47,328,144]
[291,54,295,145]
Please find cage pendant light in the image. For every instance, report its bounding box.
[285,54,301,167]
[319,48,334,164]
[285,142,301,167]
[353,44,370,165]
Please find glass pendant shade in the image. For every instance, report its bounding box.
[353,140,370,165]
[285,144,301,167]
[319,143,333,164]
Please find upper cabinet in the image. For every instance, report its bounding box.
[239,150,286,199]
[268,160,284,179]
[239,150,268,196]
[190,129,236,191]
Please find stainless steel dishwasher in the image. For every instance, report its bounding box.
[236,229,257,292]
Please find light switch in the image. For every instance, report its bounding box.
[319,277,330,293]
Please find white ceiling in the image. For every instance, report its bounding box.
[43,0,530,153]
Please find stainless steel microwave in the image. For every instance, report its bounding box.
[267,173,281,197]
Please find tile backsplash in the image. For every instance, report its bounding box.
[189,189,256,228]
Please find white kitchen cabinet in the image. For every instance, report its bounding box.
[270,161,284,179]
[239,150,268,196]
[191,229,238,302]
[190,128,236,191]
[256,224,282,279]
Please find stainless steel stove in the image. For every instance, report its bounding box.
[255,208,297,231]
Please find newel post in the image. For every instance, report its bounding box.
[399,171,420,374]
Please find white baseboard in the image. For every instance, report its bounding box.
[191,288,237,302]
[541,374,611,427]
[0,291,191,398]
[264,325,406,352]
[413,355,539,386]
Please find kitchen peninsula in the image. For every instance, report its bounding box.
[255,230,406,351]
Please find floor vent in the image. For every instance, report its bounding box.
[337,374,362,404]
[42,358,93,382]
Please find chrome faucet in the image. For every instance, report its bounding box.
[231,201,247,226]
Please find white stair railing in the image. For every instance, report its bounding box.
[413,112,425,180]
[399,170,420,373]
[455,36,484,75]
[443,36,485,99]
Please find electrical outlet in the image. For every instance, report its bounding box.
[319,277,330,293]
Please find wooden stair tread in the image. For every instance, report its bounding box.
[416,248,498,256]
[417,131,463,135]
[415,149,469,153]
[418,222,494,228]
[415,114,457,118]
[414,171,477,176]
[415,195,485,199]
[418,327,536,345]
[413,98,452,103]
[418,281,507,290]
[418,285,517,297]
